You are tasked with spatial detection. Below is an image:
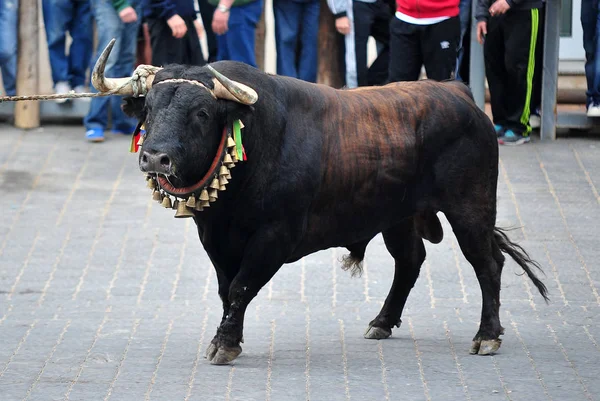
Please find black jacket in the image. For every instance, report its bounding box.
[476,0,544,22]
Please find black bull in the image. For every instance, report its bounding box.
[93,43,548,365]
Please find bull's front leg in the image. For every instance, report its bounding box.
[205,228,292,365]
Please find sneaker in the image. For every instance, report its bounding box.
[54,81,72,104]
[498,129,530,146]
[529,110,541,129]
[587,104,600,117]
[86,128,105,143]
[73,85,90,102]
[494,124,504,137]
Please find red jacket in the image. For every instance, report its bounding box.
[396,0,459,19]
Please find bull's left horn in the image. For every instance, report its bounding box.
[92,38,161,96]
[207,65,258,105]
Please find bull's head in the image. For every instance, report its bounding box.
[91,39,258,191]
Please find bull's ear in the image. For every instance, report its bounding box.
[121,97,147,121]
[224,101,253,125]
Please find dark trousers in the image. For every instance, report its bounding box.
[198,0,218,63]
[353,0,391,86]
[582,0,600,107]
[273,0,320,82]
[147,16,206,67]
[484,9,540,135]
[388,16,460,82]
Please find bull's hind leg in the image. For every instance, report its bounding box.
[446,214,505,355]
[364,219,425,339]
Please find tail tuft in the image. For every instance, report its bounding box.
[340,253,364,278]
[494,228,549,303]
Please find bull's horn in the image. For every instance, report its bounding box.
[207,65,258,105]
[92,38,160,96]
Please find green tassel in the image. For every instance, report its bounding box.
[233,119,243,161]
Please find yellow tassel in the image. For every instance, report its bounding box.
[200,188,209,201]
[186,194,196,208]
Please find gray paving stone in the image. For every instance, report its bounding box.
[1,125,600,400]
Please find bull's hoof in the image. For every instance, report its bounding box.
[209,345,242,365]
[470,338,502,355]
[364,325,392,340]
[205,337,242,365]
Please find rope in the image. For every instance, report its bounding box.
[0,65,161,103]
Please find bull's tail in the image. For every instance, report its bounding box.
[494,228,549,303]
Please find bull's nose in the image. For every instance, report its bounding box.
[140,151,172,174]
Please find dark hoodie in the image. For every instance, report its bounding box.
[146,0,197,20]
[476,0,544,22]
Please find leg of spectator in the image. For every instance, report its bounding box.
[184,17,207,66]
[483,16,508,129]
[111,2,143,134]
[84,0,125,141]
[199,0,218,63]
[274,0,301,78]
[388,17,422,82]
[298,0,320,83]
[422,16,460,81]
[502,9,539,137]
[353,1,375,86]
[147,18,182,66]
[366,0,391,85]
[223,0,263,67]
[0,0,18,96]
[455,0,471,81]
[42,0,73,92]
[68,0,94,91]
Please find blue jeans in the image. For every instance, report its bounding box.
[217,0,263,67]
[582,0,600,107]
[84,0,141,132]
[42,0,93,88]
[0,0,17,96]
[273,0,319,82]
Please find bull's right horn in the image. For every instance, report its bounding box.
[207,65,258,105]
[92,38,161,97]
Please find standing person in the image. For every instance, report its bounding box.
[582,0,600,117]
[42,0,94,103]
[84,0,142,142]
[388,0,461,83]
[476,0,542,145]
[198,0,218,63]
[209,0,263,67]
[145,0,206,66]
[328,0,392,88]
[0,0,17,97]
[455,0,471,83]
[273,0,320,83]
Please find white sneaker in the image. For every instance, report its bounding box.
[73,85,90,102]
[54,81,72,104]
[587,104,600,117]
[529,113,541,129]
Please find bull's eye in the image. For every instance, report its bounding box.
[197,108,209,119]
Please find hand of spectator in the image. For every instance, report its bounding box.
[168,14,188,38]
[212,9,229,35]
[476,21,487,45]
[335,16,351,35]
[194,18,205,38]
[119,6,138,23]
[489,0,510,16]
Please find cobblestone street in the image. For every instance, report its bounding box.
[0,123,599,401]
